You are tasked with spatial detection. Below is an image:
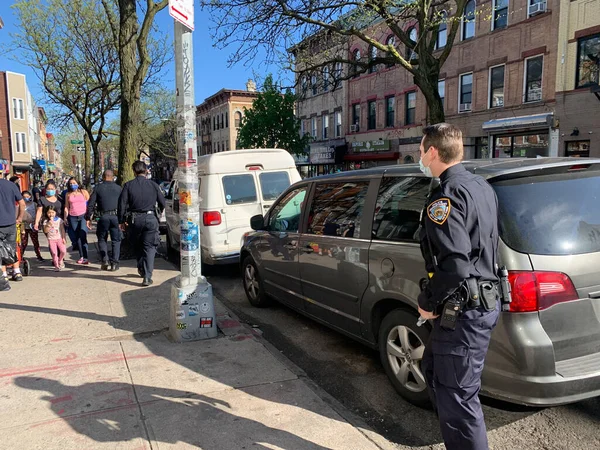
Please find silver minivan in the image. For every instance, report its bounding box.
[240,158,600,407]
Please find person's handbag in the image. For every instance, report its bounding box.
[0,239,17,265]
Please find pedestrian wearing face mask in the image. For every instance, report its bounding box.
[34,181,63,230]
[64,177,90,265]
[19,190,44,261]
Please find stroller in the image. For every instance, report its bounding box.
[12,223,31,276]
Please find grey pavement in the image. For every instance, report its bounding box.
[0,234,392,450]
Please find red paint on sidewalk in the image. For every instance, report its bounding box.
[49,395,73,404]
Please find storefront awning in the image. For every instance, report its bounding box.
[482,113,553,132]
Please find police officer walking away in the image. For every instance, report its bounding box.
[118,161,165,286]
[417,123,500,450]
[87,170,122,271]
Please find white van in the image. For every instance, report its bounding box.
[165,149,301,265]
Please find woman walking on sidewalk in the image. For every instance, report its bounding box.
[42,206,66,271]
[34,180,63,229]
[64,178,90,265]
[20,191,44,262]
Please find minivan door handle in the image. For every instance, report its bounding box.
[263,205,270,209]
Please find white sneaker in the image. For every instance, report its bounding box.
[54,267,61,272]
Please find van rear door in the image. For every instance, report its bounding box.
[257,170,293,212]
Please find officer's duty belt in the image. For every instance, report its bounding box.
[132,211,154,215]
[100,209,117,216]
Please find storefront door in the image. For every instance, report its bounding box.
[493,132,549,158]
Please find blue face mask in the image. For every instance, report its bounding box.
[419,158,433,178]
[24,197,32,202]
[70,184,79,190]
[46,189,56,197]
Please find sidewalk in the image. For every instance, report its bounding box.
[0,234,393,449]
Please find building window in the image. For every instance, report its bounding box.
[335,111,342,137]
[300,120,305,137]
[311,117,317,138]
[225,112,229,128]
[235,111,242,128]
[492,0,508,30]
[462,0,476,40]
[221,113,224,128]
[489,65,505,108]
[459,73,473,112]
[385,96,395,127]
[352,49,361,78]
[369,45,378,73]
[524,55,543,103]
[15,132,27,153]
[213,116,216,131]
[333,62,343,89]
[311,74,318,96]
[436,11,447,49]
[301,76,308,97]
[385,35,396,68]
[323,66,330,92]
[352,103,360,132]
[405,92,416,125]
[367,100,376,130]
[12,98,24,120]
[323,114,329,139]
[438,80,445,109]
[576,34,600,88]
[406,28,417,60]
[528,0,547,18]
[565,140,590,157]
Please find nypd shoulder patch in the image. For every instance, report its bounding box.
[427,198,451,225]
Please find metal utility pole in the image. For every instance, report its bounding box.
[169,1,217,342]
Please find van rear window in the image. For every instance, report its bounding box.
[492,171,600,255]
[222,175,257,205]
[259,172,290,201]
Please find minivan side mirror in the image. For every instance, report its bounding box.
[250,214,266,231]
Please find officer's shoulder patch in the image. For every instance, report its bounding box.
[427,198,451,225]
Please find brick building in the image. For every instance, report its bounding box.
[196,80,260,156]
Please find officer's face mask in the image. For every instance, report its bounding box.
[419,150,433,178]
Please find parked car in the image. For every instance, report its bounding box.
[240,158,600,407]
[165,149,301,265]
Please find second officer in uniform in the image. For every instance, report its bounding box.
[118,161,165,286]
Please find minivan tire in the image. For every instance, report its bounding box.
[242,256,272,307]
[379,309,431,408]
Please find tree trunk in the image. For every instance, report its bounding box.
[84,134,91,187]
[117,0,139,185]
[92,140,101,183]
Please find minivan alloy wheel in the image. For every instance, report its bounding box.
[386,325,427,393]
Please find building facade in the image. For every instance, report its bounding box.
[555,0,600,157]
[196,80,259,156]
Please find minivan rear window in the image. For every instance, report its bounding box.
[492,171,600,255]
[259,171,290,201]
[222,174,257,205]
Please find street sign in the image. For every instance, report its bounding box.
[77,146,84,152]
[71,140,83,145]
[169,0,194,31]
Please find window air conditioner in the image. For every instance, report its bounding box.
[459,103,472,112]
[350,124,359,132]
[528,1,547,16]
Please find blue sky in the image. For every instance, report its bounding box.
[0,1,285,132]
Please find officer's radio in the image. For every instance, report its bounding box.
[498,266,512,312]
[440,296,462,331]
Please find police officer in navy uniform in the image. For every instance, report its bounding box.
[87,170,122,271]
[417,123,500,450]
[118,161,165,286]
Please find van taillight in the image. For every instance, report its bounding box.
[203,211,222,226]
[508,271,579,312]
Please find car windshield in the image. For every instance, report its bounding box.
[259,171,291,201]
[492,170,600,255]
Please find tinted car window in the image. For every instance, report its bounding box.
[373,177,430,242]
[307,182,369,238]
[222,174,257,205]
[260,172,291,201]
[493,171,600,255]
[268,188,306,232]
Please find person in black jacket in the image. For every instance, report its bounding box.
[87,170,123,271]
[118,161,165,286]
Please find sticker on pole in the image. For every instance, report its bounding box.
[169,0,194,31]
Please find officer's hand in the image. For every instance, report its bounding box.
[119,223,126,232]
[418,306,439,320]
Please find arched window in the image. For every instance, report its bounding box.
[301,76,308,96]
[385,35,396,68]
[436,11,448,49]
[235,111,242,128]
[406,28,418,60]
[333,62,343,89]
[323,66,330,92]
[352,48,361,78]
[369,45,378,73]
[311,73,318,95]
[462,0,476,40]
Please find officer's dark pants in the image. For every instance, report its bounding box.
[421,301,500,450]
[128,214,159,279]
[96,215,121,263]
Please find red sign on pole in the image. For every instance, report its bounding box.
[169,0,194,31]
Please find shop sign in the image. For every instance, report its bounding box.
[351,140,390,153]
[310,146,335,164]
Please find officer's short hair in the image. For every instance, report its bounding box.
[132,161,147,175]
[422,123,464,163]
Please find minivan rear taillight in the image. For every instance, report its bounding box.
[508,271,579,312]
[203,211,222,226]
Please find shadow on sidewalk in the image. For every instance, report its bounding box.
[14,376,332,450]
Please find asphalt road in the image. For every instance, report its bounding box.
[205,264,600,450]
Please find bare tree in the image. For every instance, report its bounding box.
[206,0,473,123]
